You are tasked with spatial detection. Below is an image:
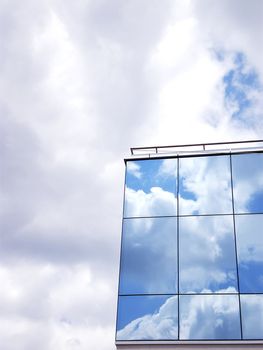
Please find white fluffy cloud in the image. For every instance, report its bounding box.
[0,262,115,350]
[117,290,240,340]
[179,155,233,214]
[180,291,240,340]
[117,296,178,340]
[126,161,142,179]
[124,186,177,217]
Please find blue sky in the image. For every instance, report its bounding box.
[1,0,263,349]
[223,52,261,122]
[232,153,263,213]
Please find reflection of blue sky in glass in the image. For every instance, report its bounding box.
[180,295,241,340]
[119,218,177,294]
[235,215,263,293]
[126,159,177,193]
[179,156,232,215]
[232,153,263,213]
[179,216,238,293]
[124,159,177,217]
[118,153,263,341]
[117,296,178,340]
[241,295,263,339]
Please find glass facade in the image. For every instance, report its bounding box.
[116,152,263,342]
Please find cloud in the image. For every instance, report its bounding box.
[0,262,116,350]
[124,186,177,217]
[236,215,263,263]
[193,0,263,79]
[158,158,177,177]
[179,155,233,214]
[120,217,177,294]
[241,295,263,339]
[126,161,142,179]
[117,296,178,340]
[179,216,238,292]
[232,153,263,213]
[117,290,240,340]
[180,291,240,340]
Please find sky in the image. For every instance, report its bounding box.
[1,0,263,349]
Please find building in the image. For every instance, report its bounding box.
[116,141,263,349]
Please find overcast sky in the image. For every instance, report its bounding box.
[1,1,263,349]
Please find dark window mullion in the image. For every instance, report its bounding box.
[177,157,180,340]
[230,153,243,339]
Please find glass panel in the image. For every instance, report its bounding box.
[119,217,177,294]
[124,159,177,217]
[179,295,241,340]
[235,214,263,293]
[179,155,232,215]
[116,295,178,340]
[241,295,263,339]
[232,153,263,213]
[179,216,238,293]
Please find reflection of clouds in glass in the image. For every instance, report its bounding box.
[232,153,263,213]
[126,159,177,193]
[180,292,241,340]
[241,295,263,339]
[179,216,238,292]
[179,156,232,214]
[124,187,177,217]
[236,215,263,292]
[120,218,177,294]
[117,296,178,340]
[126,161,142,179]
[158,159,177,177]
[236,215,263,263]
[125,159,177,217]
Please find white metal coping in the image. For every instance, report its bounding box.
[127,140,263,160]
[116,340,263,349]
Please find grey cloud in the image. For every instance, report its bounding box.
[0,116,120,279]
[51,0,175,150]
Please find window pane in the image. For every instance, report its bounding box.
[179,155,232,215]
[119,217,177,294]
[124,159,177,217]
[179,295,241,340]
[232,153,263,213]
[179,216,238,293]
[235,214,263,293]
[116,295,178,340]
[241,295,263,339]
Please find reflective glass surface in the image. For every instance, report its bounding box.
[117,295,178,340]
[124,159,177,217]
[179,216,238,293]
[119,217,177,294]
[179,155,232,215]
[235,214,263,293]
[180,295,241,340]
[232,153,263,213]
[241,295,263,339]
[117,152,263,342]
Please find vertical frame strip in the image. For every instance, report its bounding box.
[177,156,180,340]
[230,153,243,339]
